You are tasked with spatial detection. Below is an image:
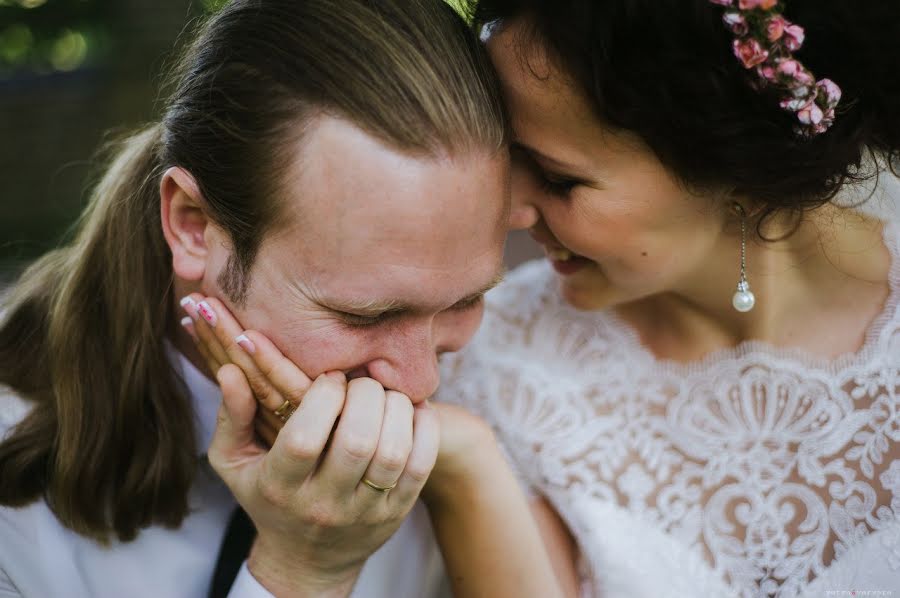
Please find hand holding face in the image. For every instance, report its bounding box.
[180,295,440,597]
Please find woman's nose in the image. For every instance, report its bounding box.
[507,156,541,230]
[509,200,539,230]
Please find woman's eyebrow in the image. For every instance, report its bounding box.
[513,140,581,172]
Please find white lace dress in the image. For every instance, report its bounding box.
[437,219,900,597]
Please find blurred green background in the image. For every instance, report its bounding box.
[0,0,222,281]
[0,0,536,283]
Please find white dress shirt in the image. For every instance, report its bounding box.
[0,349,446,598]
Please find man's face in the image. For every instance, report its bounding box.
[202,117,509,404]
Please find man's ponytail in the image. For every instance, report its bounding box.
[0,124,196,543]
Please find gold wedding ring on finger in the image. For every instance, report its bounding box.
[362,478,397,493]
[273,399,297,422]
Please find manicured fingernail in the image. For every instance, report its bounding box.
[179,296,199,319]
[197,301,218,327]
[235,334,256,354]
[180,316,197,339]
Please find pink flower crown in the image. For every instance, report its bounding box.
[709,0,841,137]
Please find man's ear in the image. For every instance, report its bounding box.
[160,166,209,281]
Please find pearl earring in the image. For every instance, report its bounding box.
[732,203,755,313]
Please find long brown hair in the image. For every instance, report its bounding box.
[0,0,507,543]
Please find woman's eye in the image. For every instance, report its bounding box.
[539,173,578,196]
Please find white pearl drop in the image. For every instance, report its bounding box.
[732,289,756,312]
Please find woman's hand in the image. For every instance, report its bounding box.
[179,294,440,597]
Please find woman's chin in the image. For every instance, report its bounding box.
[557,269,619,311]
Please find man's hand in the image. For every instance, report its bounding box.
[180,295,440,597]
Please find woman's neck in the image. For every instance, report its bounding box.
[618,206,892,363]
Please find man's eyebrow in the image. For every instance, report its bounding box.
[323,270,506,317]
[451,269,505,308]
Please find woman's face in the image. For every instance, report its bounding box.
[489,20,730,311]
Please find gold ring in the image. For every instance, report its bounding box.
[361,478,397,493]
[273,399,296,422]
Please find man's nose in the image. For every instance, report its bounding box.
[365,331,441,404]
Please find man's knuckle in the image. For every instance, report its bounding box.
[304,500,342,529]
[282,435,321,461]
[340,433,377,462]
[404,462,434,485]
[374,447,408,472]
[257,476,290,507]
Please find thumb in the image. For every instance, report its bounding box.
[209,364,265,473]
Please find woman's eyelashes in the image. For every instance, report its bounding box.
[538,171,579,196]
[338,296,485,329]
[512,144,580,196]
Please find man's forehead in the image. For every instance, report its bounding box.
[279,117,508,240]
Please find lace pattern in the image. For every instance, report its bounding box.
[438,220,900,597]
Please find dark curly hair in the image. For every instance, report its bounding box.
[469,0,900,217]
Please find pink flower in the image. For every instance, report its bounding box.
[780,95,810,112]
[723,12,748,35]
[786,95,824,125]
[817,79,842,107]
[783,24,805,51]
[739,0,777,9]
[709,0,734,5]
[766,16,786,41]
[756,65,777,82]
[776,59,815,87]
[733,38,769,68]
[797,101,824,126]
[776,58,800,76]
[814,107,837,133]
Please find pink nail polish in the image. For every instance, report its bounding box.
[180,316,197,339]
[235,334,256,354]
[197,301,218,327]
[179,296,199,319]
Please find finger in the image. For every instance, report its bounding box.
[179,294,223,372]
[179,314,222,372]
[358,391,413,499]
[193,297,286,412]
[254,411,279,448]
[208,364,266,500]
[179,316,197,342]
[256,405,287,437]
[389,401,439,507]
[316,377,386,491]
[240,330,313,408]
[262,372,347,487]
[192,299,231,367]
